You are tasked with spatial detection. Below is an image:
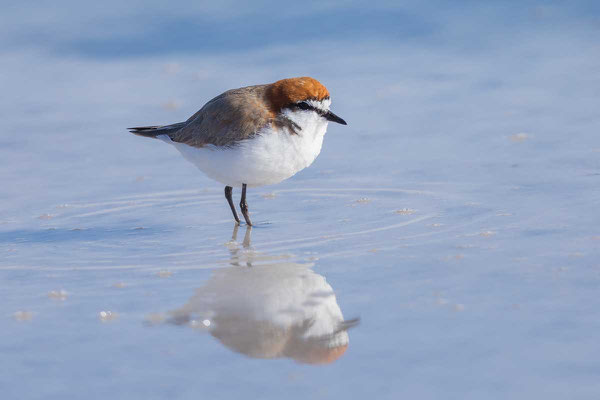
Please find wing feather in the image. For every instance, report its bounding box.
[169,85,275,148]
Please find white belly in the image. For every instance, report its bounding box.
[162,115,328,188]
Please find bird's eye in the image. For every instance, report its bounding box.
[296,102,311,110]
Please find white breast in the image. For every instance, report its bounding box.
[162,109,329,188]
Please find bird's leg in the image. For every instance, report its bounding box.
[224,186,240,224]
[240,183,253,226]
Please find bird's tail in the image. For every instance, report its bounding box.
[128,122,186,138]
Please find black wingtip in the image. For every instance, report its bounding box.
[128,126,162,137]
[128,125,159,132]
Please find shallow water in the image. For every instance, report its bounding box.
[2,2,600,399]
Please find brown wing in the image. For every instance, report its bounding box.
[169,85,277,148]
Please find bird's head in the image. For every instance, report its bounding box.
[266,77,347,126]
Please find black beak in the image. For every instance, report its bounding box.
[324,110,347,125]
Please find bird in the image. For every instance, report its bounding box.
[128,76,347,226]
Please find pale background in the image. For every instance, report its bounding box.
[1,1,600,399]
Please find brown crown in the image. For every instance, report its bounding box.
[266,77,330,110]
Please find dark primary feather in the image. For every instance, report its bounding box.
[128,122,186,138]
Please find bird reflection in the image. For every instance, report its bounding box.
[164,224,358,364]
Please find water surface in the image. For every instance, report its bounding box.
[2,2,600,399]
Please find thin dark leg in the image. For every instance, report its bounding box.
[240,183,252,226]
[225,186,240,224]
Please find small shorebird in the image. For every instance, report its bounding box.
[129,77,346,225]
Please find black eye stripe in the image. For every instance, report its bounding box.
[291,101,326,116]
[297,102,312,110]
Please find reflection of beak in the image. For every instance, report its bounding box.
[324,110,347,125]
[335,318,360,334]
